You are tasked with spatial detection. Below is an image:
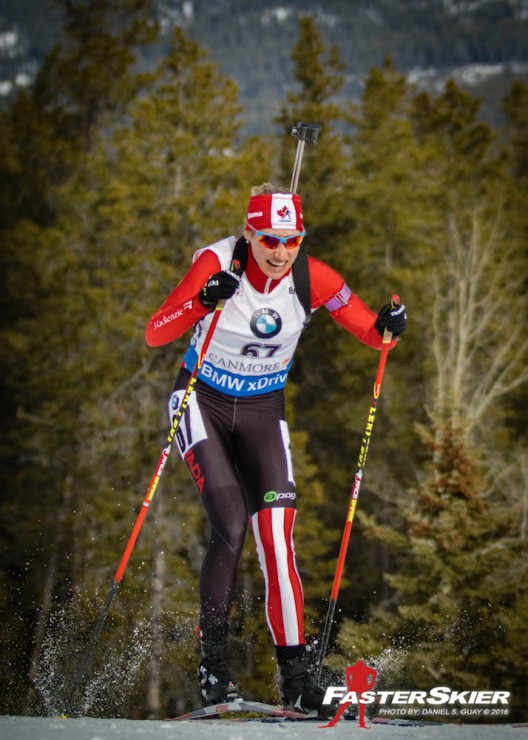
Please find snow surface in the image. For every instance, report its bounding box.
[1,716,527,740]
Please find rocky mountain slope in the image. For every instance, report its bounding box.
[1,0,527,131]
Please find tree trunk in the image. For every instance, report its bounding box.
[147,510,164,718]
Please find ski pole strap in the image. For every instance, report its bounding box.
[230,235,249,276]
[292,245,311,327]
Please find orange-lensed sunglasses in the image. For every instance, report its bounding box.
[247,223,305,250]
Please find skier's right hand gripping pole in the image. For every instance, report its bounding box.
[316,294,403,683]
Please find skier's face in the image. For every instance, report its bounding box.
[244,228,300,279]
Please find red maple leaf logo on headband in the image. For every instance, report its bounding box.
[276,205,292,220]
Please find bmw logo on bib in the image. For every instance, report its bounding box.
[251,308,282,339]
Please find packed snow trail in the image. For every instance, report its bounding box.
[1,715,527,740]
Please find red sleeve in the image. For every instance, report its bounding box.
[145,250,221,347]
[308,256,397,351]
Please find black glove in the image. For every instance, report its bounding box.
[374,302,407,337]
[199,269,241,309]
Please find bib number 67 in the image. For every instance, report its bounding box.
[241,343,280,358]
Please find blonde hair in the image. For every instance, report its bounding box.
[250,183,291,196]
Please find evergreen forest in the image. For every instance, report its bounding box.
[1,0,527,723]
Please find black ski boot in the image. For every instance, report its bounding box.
[198,633,243,705]
[277,646,328,716]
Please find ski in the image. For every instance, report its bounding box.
[371,716,445,727]
[170,699,312,721]
[169,701,450,725]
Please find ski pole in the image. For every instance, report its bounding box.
[315,296,399,683]
[67,252,245,713]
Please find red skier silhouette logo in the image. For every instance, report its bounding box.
[276,205,292,222]
[320,659,378,729]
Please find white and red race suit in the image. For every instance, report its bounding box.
[146,236,394,647]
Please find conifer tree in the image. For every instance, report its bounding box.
[502,80,528,182]
[274,15,348,488]
[69,27,247,714]
[500,80,528,444]
[275,15,346,233]
[0,1,161,715]
[0,15,246,717]
[336,79,528,722]
[409,80,528,444]
[272,15,365,636]
[38,0,158,151]
[339,422,527,714]
[284,55,423,636]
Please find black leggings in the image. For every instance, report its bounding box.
[170,368,304,646]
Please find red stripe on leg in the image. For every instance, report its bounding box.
[252,509,285,644]
[283,508,305,644]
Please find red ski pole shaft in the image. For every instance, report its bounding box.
[316,296,398,682]
[112,312,219,586]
